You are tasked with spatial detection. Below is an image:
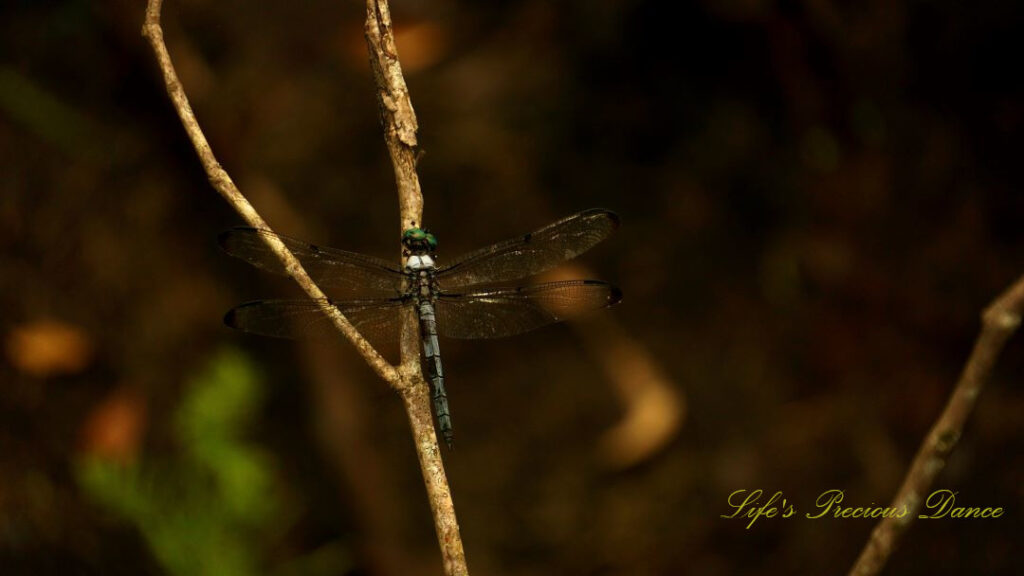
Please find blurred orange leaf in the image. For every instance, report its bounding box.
[5,320,94,378]
[340,20,447,72]
[80,388,147,464]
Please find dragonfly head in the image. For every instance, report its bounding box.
[402,227,438,255]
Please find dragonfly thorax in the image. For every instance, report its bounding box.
[406,254,436,271]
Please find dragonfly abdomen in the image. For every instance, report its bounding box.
[417,298,453,448]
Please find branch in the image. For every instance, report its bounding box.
[848,274,1024,576]
[141,1,467,574]
[141,0,395,384]
[364,0,423,233]
[364,2,468,574]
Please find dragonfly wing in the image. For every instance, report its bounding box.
[435,209,619,288]
[435,280,622,339]
[219,227,404,297]
[224,298,407,357]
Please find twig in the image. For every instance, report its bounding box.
[848,274,1024,576]
[140,0,393,382]
[364,1,468,574]
[141,2,468,574]
[364,0,423,232]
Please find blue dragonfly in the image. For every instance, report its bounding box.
[219,208,621,448]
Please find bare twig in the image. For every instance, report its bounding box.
[364,0,423,232]
[848,274,1024,576]
[140,0,394,382]
[141,1,467,574]
[363,1,468,574]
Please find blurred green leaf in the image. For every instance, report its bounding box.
[76,348,350,576]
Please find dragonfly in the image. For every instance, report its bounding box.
[219,208,621,448]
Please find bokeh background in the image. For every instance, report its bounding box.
[2,0,1022,574]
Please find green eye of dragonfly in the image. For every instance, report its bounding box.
[402,228,422,241]
[402,228,438,251]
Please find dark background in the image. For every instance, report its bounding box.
[2,0,1022,574]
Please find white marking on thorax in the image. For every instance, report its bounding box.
[406,254,435,271]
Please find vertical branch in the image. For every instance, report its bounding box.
[847,274,1024,576]
[364,2,468,575]
[364,0,423,234]
[363,0,424,375]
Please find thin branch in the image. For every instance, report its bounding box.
[848,274,1024,576]
[141,0,396,384]
[364,0,423,233]
[364,2,468,574]
[141,1,467,574]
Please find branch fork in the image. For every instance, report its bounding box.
[142,1,467,574]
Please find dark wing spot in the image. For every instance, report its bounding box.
[608,286,623,305]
